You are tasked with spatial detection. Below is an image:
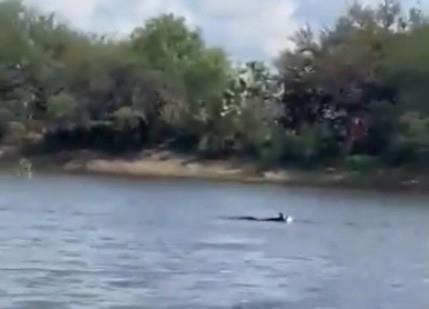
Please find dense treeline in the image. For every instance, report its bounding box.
[1,0,429,169]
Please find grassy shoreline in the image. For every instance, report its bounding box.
[0,148,427,192]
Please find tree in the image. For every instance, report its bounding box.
[46,92,79,127]
[130,14,203,73]
[275,1,402,157]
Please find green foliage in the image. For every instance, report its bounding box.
[0,0,33,63]
[274,0,429,167]
[111,107,143,131]
[0,0,429,169]
[47,93,78,123]
[3,121,27,145]
[380,112,429,166]
[130,14,229,105]
[131,14,203,72]
[345,155,380,172]
[190,61,283,157]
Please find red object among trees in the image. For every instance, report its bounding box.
[350,116,368,143]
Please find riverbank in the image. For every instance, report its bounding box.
[1,148,427,192]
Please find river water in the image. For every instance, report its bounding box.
[0,173,428,309]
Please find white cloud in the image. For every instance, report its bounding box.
[196,0,299,59]
[24,0,100,31]
[135,0,196,26]
[196,1,271,18]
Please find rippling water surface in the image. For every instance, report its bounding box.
[0,174,429,309]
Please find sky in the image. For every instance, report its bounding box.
[22,0,426,61]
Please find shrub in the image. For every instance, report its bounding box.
[47,93,78,124]
[345,155,380,172]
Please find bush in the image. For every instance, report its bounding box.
[345,155,380,172]
[47,93,78,123]
[381,141,417,166]
[255,138,285,169]
[380,112,429,166]
[3,121,27,145]
[279,125,341,166]
[111,107,144,131]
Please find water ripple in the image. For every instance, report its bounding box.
[0,175,428,308]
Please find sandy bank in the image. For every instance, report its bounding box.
[58,150,427,191]
[1,148,427,191]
